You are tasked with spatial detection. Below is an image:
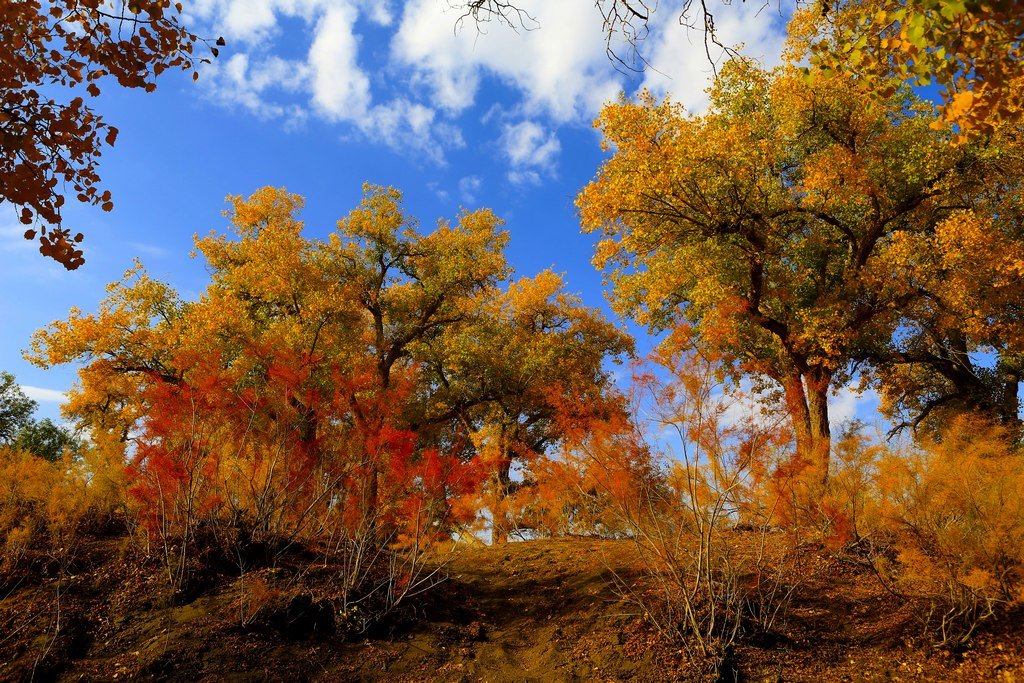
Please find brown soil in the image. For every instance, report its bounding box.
[1,536,1022,682]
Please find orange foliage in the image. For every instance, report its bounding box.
[2,0,221,268]
[124,347,485,563]
[792,0,1024,140]
[27,185,631,563]
[529,397,656,538]
[795,416,1024,647]
[872,417,1024,643]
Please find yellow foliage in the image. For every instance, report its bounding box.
[822,417,1024,646]
[791,0,1024,140]
[0,447,104,572]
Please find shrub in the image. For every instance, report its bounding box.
[871,416,1024,647]
[0,448,95,576]
[588,350,802,679]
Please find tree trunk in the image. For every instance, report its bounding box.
[782,370,832,482]
[1000,366,1021,437]
[490,455,512,545]
[350,404,380,543]
[782,373,813,462]
[360,465,379,536]
[805,369,832,483]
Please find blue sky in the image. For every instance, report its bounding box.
[2,0,884,427]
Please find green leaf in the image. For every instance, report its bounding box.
[907,22,926,46]
[939,0,968,21]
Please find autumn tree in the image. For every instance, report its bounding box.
[577,59,1022,479]
[429,270,632,542]
[27,262,186,444]
[316,184,511,532]
[2,0,221,269]
[28,185,499,540]
[29,183,630,549]
[866,205,1024,436]
[529,391,656,540]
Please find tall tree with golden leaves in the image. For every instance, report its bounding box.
[578,59,1021,479]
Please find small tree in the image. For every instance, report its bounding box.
[589,349,798,677]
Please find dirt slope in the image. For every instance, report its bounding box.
[1,536,1022,682]
[350,539,658,682]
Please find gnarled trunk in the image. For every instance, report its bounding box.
[805,369,832,483]
[490,455,513,545]
[782,369,832,483]
[349,400,381,542]
[782,373,812,462]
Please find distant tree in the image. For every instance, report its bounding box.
[0,372,37,443]
[0,371,80,461]
[2,0,222,269]
[316,183,512,529]
[432,270,632,542]
[13,418,81,463]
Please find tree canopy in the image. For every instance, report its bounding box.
[578,58,1024,478]
[795,0,1024,140]
[28,185,630,543]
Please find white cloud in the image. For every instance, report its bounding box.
[0,220,34,253]
[188,0,788,165]
[640,3,790,113]
[718,382,778,432]
[500,120,559,185]
[829,385,881,431]
[363,100,464,163]
[20,386,67,404]
[427,181,449,201]
[195,0,464,160]
[501,120,559,167]
[127,242,170,258]
[203,52,311,125]
[458,175,482,204]
[309,4,372,120]
[507,169,540,186]
[360,0,394,26]
[714,378,881,435]
[191,0,335,44]
[219,0,280,42]
[393,0,623,122]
